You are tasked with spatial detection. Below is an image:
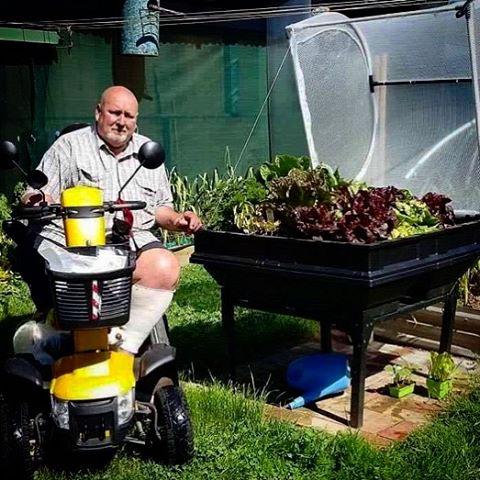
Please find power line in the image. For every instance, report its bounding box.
[0,0,448,31]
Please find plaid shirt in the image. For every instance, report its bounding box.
[30,125,173,249]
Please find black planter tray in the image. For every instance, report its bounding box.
[192,221,480,311]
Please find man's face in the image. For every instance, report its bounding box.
[95,93,138,151]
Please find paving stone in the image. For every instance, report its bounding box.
[388,405,431,425]
[358,409,399,434]
[360,431,394,448]
[263,404,315,427]
[378,420,418,441]
[365,371,393,391]
[365,392,398,414]
[309,417,350,434]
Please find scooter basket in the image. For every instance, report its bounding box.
[49,267,133,329]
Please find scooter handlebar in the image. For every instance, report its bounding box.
[12,200,147,220]
[103,201,146,212]
[12,203,62,219]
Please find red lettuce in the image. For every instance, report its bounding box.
[280,186,406,243]
[421,192,455,225]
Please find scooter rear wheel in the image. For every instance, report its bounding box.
[0,393,36,480]
[147,385,194,465]
[0,394,10,467]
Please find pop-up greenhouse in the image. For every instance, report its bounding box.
[288,2,480,209]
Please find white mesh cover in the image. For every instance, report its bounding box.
[468,0,480,149]
[288,5,480,209]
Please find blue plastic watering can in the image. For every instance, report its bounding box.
[286,353,351,409]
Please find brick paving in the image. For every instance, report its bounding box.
[239,331,478,446]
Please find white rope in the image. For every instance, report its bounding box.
[235,45,292,171]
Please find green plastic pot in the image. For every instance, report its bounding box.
[426,378,452,399]
[388,382,415,398]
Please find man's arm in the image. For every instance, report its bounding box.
[155,206,202,234]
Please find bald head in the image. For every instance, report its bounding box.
[99,86,138,111]
[95,86,139,155]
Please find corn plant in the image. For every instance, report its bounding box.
[160,152,248,247]
[458,261,480,306]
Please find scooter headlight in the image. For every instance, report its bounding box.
[118,389,134,425]
[51,396,70,430]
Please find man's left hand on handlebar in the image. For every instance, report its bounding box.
[21,192,55,206]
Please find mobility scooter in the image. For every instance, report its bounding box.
[0,139,193,479]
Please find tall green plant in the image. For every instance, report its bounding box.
[0,193,13,271]
[0,192,34,318]
[428,352,457,382]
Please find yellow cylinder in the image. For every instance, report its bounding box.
[61,186,106,247]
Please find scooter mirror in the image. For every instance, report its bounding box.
[0,140,19,170]
[138,141,165,170]
[117,141,166,198]
[27,170,48,190]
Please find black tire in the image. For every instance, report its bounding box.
[147,385,194,465]
[0,394,36,480]
[0,393,11,469]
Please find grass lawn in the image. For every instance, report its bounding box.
[1,265,480,479]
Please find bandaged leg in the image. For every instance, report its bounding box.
[109,284,173,354]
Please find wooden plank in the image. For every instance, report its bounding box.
[405,305,480,335]
[374,328,477,359]
[377,317,480,354]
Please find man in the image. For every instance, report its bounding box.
[21,85,202,355]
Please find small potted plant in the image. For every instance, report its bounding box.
[426,351,456,399]
[384,364,416,398]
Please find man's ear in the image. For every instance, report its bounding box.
[95,104,101,121]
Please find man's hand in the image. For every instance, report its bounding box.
[155,206,203,233]
[21,192,54,206]
[173,211,202,234]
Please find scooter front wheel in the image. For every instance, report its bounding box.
[147,385,194,465]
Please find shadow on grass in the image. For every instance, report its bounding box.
[170,309,317,387]
[168,265,320,394]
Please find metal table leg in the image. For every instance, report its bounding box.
[221,287,237,382]
[440,283,458,353]
[320,320,332,352]
[349,314,374,429]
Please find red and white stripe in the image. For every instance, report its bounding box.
[91,280,102,321]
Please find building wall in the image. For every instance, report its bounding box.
[0,27,273,196]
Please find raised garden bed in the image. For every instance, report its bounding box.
[191,220,480,428]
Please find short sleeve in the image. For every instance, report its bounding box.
[155,164,174,209]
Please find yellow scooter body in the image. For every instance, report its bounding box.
[51,349,135,401]
[51,187,136,410]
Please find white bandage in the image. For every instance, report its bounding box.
[108,284,173,354]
